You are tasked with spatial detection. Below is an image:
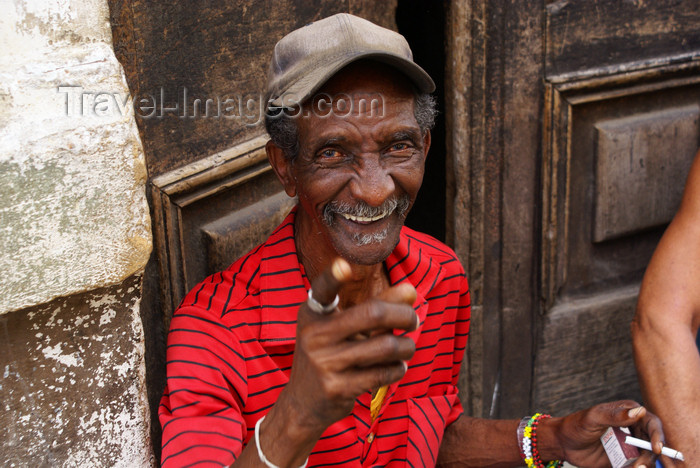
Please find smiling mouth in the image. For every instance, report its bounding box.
[340,212,389,223]
[323,196,411,228]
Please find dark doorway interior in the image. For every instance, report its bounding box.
[397,0,447,242]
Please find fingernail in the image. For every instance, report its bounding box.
[414,314,420,331]
[395,282,417,305]
[403,361,408,372]
[331,258,351,281]
[656,441,664,452]
[638,465,646,468]
[628,406,644,418]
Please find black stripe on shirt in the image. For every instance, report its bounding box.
[162,429,242,452]
[161,444,236,466]
[387,238,411,273]
[408,414,435,464]
[405,233,456,259]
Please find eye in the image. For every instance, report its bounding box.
[385,141,415,157]
[316,148,343,161]
[389,143,409,151]
[319,148,342,159]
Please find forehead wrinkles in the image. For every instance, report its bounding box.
[297,95,419,152]
[313,91,388,117]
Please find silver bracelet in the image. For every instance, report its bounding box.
[254,415,309,468]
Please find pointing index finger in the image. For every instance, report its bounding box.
[309,258,351,307]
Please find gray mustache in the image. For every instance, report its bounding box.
[322,196,410,226]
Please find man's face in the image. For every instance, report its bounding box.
[273,62,430,266]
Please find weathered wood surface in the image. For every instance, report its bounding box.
[543,71,700,303]
[204,191,297,274]
[594,105,699,242]
[533,285,642,415]
[150,136,279,315]
[448,0,700,420]
[109,0,398,177]
[546,0,700,81]
[446,0,543,419]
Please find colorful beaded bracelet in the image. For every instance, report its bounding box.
[518,413,563,468]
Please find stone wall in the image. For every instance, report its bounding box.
[0,0,153,465]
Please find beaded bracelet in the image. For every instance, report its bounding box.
[519,413,563,468]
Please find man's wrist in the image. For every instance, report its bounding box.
[257,393,325,467]
[533,416,566,463]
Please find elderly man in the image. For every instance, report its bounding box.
[160,13,664,467]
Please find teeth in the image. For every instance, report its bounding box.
[342,212,388,222]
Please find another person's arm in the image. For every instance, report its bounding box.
[632,149,700,465]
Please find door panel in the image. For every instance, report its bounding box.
[546,0,700,81]
[544,72,700,302]
[447,0,700,418]
[594,105,699,242]
[536,2,700,414]
[534,285,640,414]
[203,191,296,275]
[150,136,279,316]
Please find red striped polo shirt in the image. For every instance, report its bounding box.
[159,208,471,467]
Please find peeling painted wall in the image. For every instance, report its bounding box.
[1,275,153,466]
[0,0,154,465]
[0,0,151,313]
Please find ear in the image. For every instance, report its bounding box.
[266,140,297,198]
[422,129,432,160]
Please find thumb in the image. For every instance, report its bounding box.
[580,400,644,432]
[594,401,646,426]
[624,405,647,424]
[375,282,417,306]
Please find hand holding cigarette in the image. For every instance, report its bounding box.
[624,435,684,461]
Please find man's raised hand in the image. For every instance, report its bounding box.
[282,257,418,433]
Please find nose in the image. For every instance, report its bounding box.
[348,155,396,207]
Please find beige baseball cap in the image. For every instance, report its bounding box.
[266,13,435,109]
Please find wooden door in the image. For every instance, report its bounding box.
[446,0,700,419]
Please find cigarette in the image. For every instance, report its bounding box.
[624,436,685,461]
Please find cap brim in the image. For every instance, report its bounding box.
[269,52,435,108]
